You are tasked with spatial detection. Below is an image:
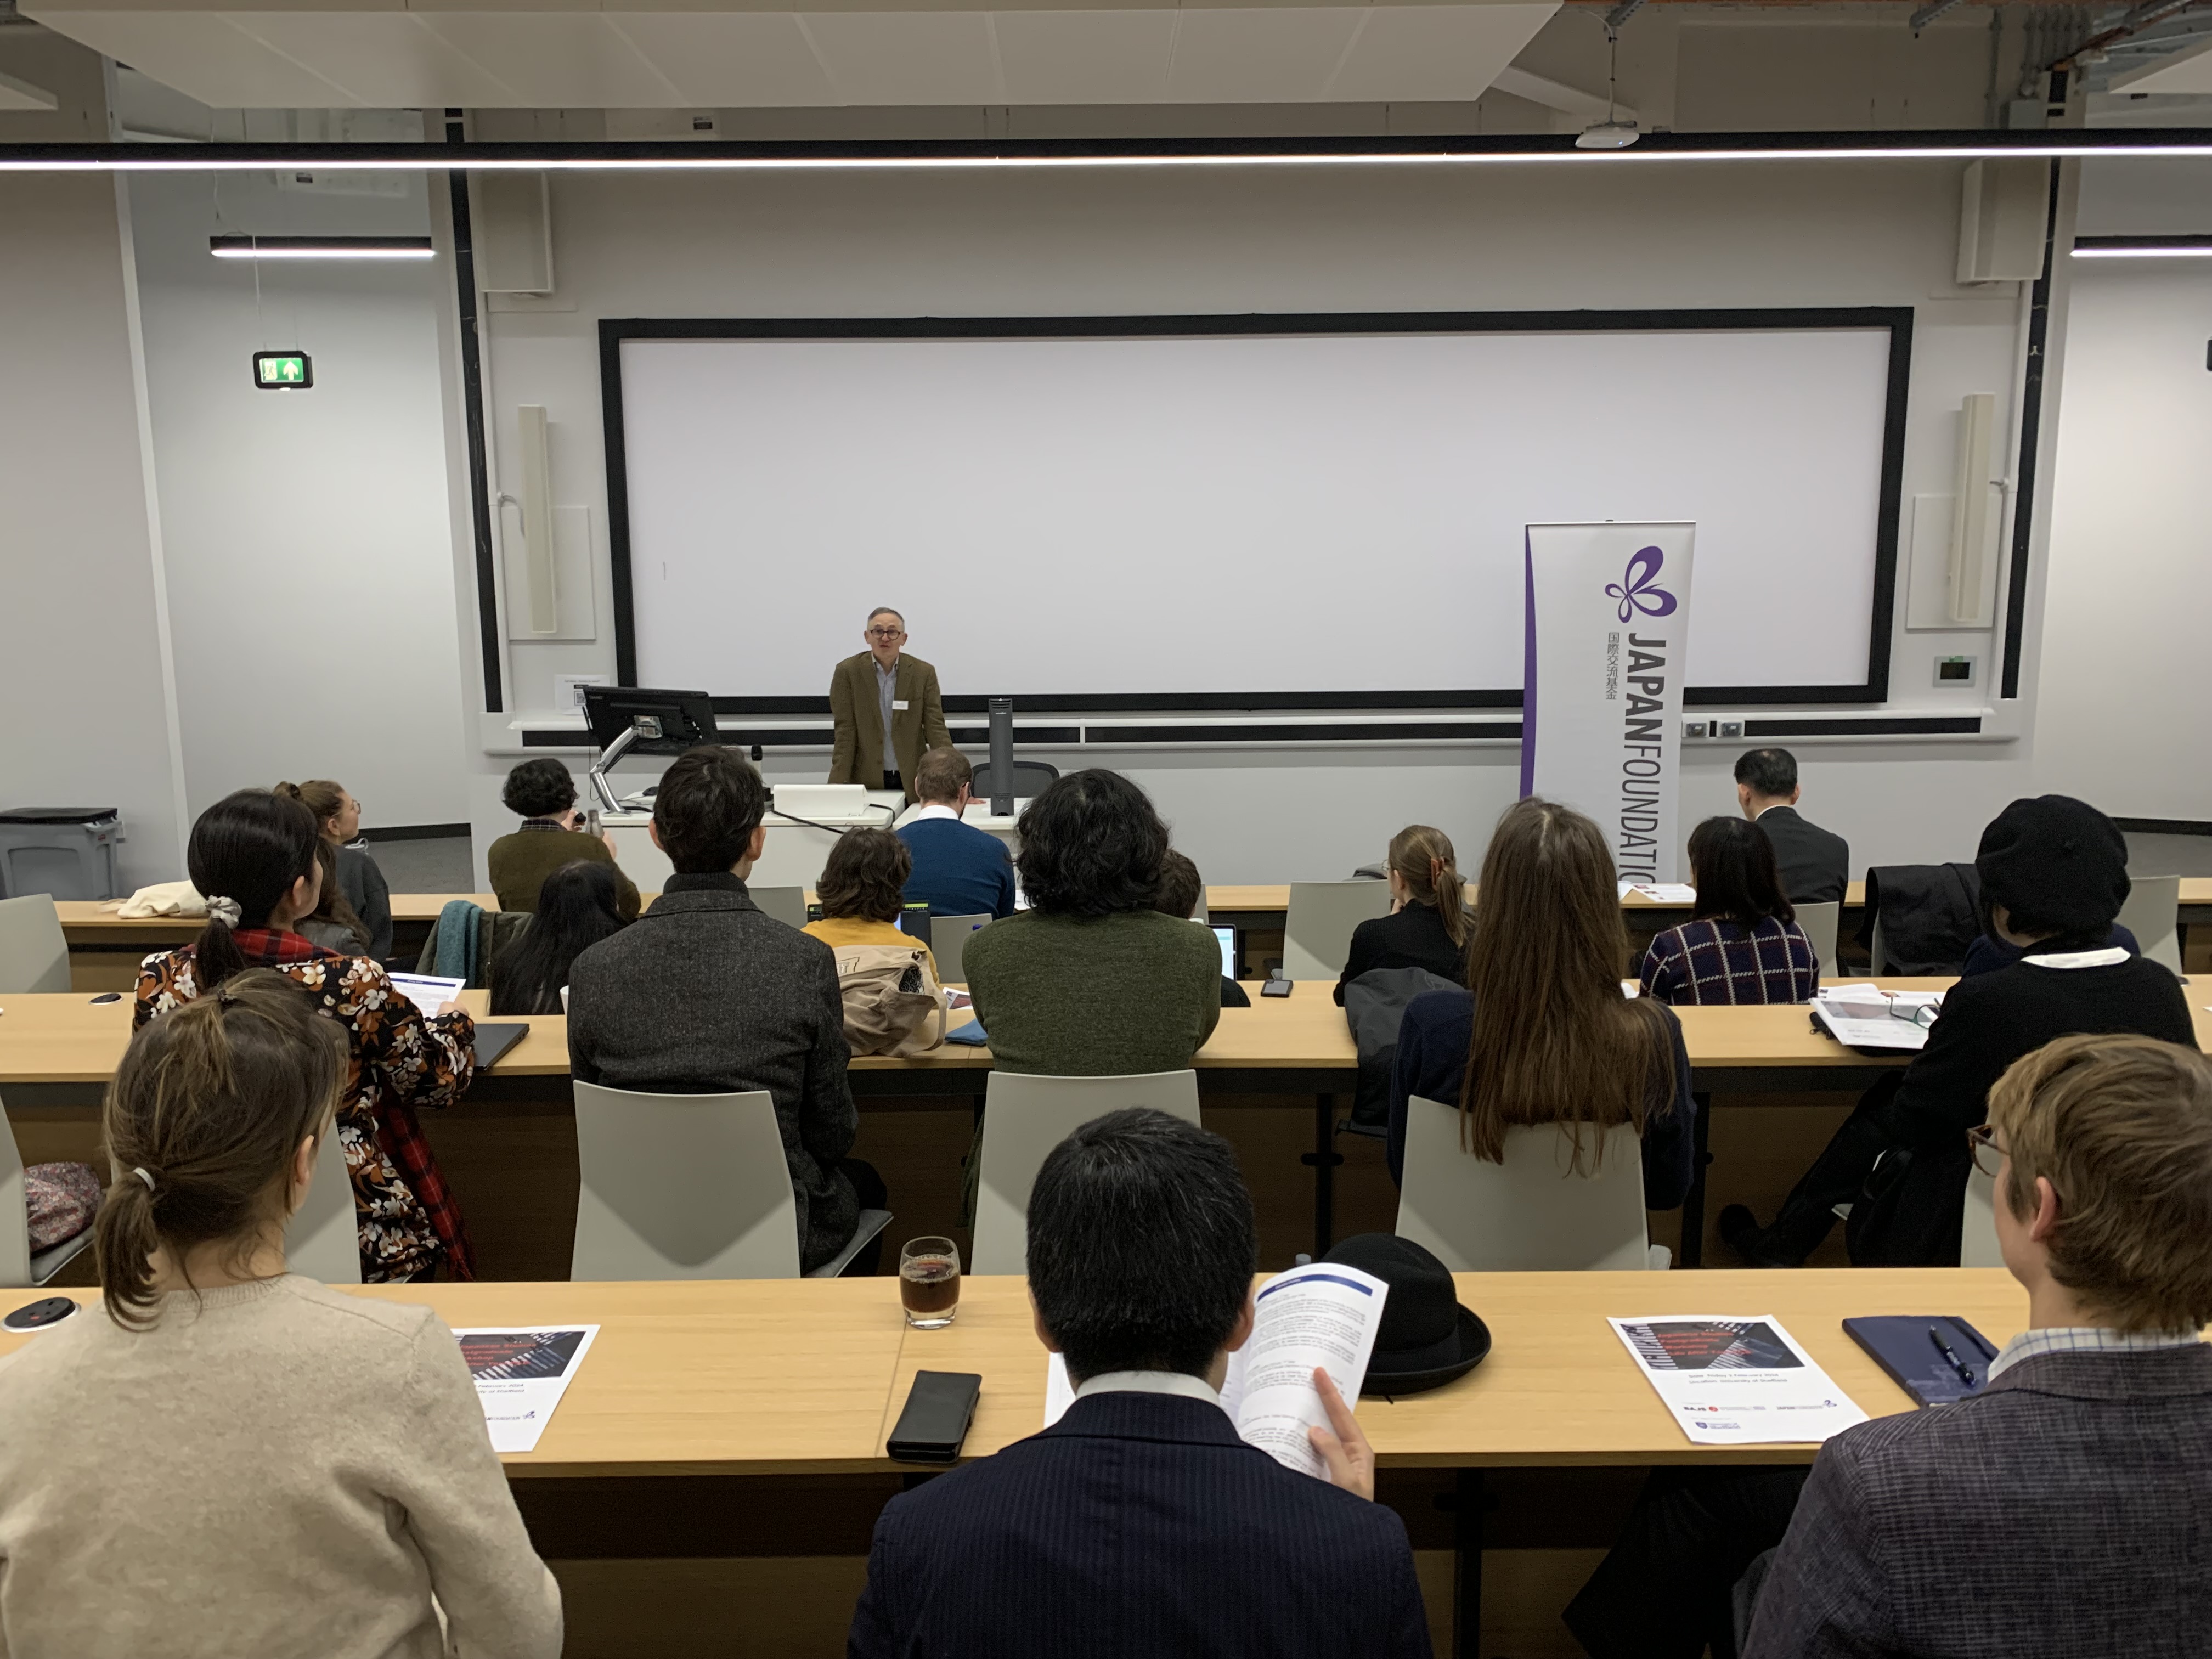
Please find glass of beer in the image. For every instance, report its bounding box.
[899,1237,962,1329]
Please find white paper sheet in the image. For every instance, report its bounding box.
[1042,1262,1389,1480]
[1629,883,1700,904]
[451,1326,600,1453]
[1610,1315,1868,1446]
[387,973,465,1019]
[1811,984,1942,1052]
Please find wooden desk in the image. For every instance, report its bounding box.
[885,1269,2029,1469]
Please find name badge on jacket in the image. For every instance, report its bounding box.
[893,700,910,711]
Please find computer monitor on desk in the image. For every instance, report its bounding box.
[582,686,718,814]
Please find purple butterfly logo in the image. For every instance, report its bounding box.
[1606,545,1678,624]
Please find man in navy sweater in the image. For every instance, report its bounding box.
[895,747,1017,919]
[847,1108,1432,1659]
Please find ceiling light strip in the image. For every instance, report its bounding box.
[2070,234,2212,257]
[8,137,2212,173]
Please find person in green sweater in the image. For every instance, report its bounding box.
[964,769,1222,1075]
[485,758,640,919]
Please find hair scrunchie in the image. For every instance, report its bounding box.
[133,1166,158,1194]
[204,895,243,929]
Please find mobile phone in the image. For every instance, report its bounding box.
[1260,975,1294,999]
[886,1370,982,1464]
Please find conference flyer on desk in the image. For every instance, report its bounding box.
[452,1326,600,1452]
[1611,1316,1867,1446]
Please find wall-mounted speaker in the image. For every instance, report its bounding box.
[476,172,553,295]
[1948,392,1999,625]
[1957,159,2047,285]
[515,404,558,635]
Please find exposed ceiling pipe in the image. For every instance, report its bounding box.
[2046,0,2205,75]
[1909,0,1968,30]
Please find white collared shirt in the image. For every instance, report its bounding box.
[912,803,962,824]
[1073,1369,1227,1413]
[1986,1325,2203,1380]
[2020,946,2131,970]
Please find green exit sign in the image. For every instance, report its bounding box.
[252,350,313,390]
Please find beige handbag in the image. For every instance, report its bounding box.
[831,943,947,1057]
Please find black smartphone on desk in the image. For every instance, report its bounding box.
[1260,975,1294,999]
[887,1370,981,1464]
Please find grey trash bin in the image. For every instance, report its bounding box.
[0,808,122,902]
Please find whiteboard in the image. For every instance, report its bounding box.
[613,321,1898,706]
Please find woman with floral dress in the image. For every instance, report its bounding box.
[134,788,476,1281]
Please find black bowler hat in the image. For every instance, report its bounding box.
[1321,1233,1491,1396]
[1977,794,2130,940]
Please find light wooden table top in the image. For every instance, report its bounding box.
[9,979,2208,1088]
[0,1270,2036,1476]
[887,1269,2034,1468]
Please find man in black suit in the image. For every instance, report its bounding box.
[566,744,884,1273]
[1735,747,1849,906]
[848,1109,1431,1659]
[1743,1032,2212,1657]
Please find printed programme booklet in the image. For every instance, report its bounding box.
[1046,1262,1389,1479]
[1610,1315,1869,1446]
[451,1325,600,1453]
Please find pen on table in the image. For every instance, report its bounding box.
[1928,1324,1978,1387]
[1954,1321,1997,1362]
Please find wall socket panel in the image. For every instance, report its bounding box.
[1719,720,1745,739]
[1683,719,1746,740]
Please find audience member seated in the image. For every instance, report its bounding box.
[295,837,374,957]
[964,770,1222,1076]
[1640,817,1820,1006]
[1153,848,1248,1008]
[1735,748,1849,907]
[0,974,561,1659]
[488,860,629,1016]
[847,1108,1429,1659]
[136,789,478,1283]
[1742,1034,2212,1657]
[895,746,1017,919]
[565,746,883,1274]
[275,778,392,959]
[802,827,941,982]
[1389,797,1695,1202]
[1721,794,2193,1267]
[1334,825,1472,1007]
[486,758,641,919]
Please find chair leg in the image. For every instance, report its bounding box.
[1301,1093,1342,1255]
[1679,1091,1713,1268]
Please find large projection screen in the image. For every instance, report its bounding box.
[606,311,1909,710]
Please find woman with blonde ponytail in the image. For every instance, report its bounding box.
[1333,824,1476,1006]
[0,973,561,1659]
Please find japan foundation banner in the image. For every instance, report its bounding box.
[1521,522,1697,885]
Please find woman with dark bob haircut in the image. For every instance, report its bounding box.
[962,770,1223,1076]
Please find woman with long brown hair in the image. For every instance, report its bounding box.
[0,973,560,1657]
[1333,824,1472,1005]
[1385,797,1696,1206]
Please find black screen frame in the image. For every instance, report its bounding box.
[601,306,1913,714]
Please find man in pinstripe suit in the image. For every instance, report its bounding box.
[849,1109,1431,1659]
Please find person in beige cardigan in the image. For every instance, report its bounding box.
[828,607,951,802]
[0,973,562,1659]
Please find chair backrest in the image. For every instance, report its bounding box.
[972,1070,1203,1274]
[749,885,807,930]
[1281,880,1393,981]
[571,1081,802,1279]
[1960,1161,2005,1268]
[929,914,990,984]
[0,895,70,995]
[1869,914,1889,977]
[1794,901,1841,980]
[0,1093,31,1288]
[1395,1096,1651,1271]
[284,1124,361,1285]
[1191,891,1209,924]
[970,760,1059,802]
[2115,874,2182,973]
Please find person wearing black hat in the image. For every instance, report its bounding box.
[1721,794,2193,1267]
[849,1109,1432,1659]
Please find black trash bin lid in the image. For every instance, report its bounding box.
[0,808,120,825]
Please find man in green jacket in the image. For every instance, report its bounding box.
[828,607,951,803]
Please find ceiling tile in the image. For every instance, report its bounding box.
[798,10,1001,105]
[607,11,839,104]
[992,9,1173,104]
[410,10,687,104]
[1166,6,1361,103]
[1326,2,1554,102]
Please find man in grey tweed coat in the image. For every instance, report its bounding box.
[1745,1032,2212,1658]
[567,744,881,1273]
